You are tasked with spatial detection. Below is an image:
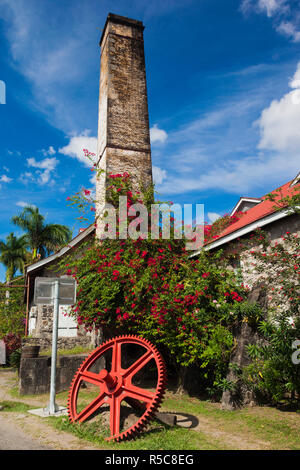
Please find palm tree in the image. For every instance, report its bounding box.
[0,233,29,282]
[11,206,72,260]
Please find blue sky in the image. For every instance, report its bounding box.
[1,0,300,281]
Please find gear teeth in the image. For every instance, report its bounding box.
[68,334,167,442]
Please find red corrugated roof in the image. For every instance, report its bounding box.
[207,178,299,245]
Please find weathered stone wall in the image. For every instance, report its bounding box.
[23,333,98,352]
[240,214,300,289]
[220,213,300,409]
[221,285,267,410]
[222,213,300,315]
[27,303,100,350]
[19,354,104,395]
[96,14,153,239]
[26,229,101,350]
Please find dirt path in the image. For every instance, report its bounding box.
[0,369,294,450]
[0,369,101,450]
[173,409,271,450]
[0,413,52,450]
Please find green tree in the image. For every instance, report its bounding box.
[11,206,72,259]
[0,233,28,282]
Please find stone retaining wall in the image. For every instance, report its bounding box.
[19,353,105,395]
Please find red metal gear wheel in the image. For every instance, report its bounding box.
[67,335,167,442]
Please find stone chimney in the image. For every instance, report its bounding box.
[95,13,153,238]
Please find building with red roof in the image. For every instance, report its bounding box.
[193,171,300,255]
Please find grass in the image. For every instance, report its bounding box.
[39,346,92,357]
[45,388,300,450]
[49,414,226,450]
[0,400,31,413]
[3,369,300,450]
[162,393,300,450]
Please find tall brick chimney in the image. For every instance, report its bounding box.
[96,13,153,237]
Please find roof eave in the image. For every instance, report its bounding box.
[190,207,292,258]
[25,224,95,274]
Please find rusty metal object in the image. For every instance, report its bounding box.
[67,335,167,441]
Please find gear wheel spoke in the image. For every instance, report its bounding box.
[122,384,155,403]
[67,335,167,441]
[122,350,153,379]
[109,394,122,437]
[77,391,107,422]
[79,370,106,386]
[111,339,122,374]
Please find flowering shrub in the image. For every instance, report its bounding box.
[219,199,300,403]
[204,211,245,243]
[61,235,256,392]
[2,332,22,357]
[60,159,259,393]
[0,285,25,339]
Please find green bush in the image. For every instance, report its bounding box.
[60,171,258,393]
[242,316,300,403]
[0,285,25,338]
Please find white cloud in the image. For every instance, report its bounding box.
[7,150,21,157]
[16,201,32,207]
[276,21,300,42]
[19,171,35,185]
[157,151,299,195]
[150,125,168,144]
[258,62,300,152]
[153,63,300,196]
[207,212,221,223]
[241,0,289,17]
[257,0,288,17]
[0,175,12,183]
[240,0,300,42]
[89,173,97,186]
[152,166,167,185]
[41,146,56,156]
[0,0,98,133]
[27,157,58,171]
[26,156,58,185]
[58,131,97,167]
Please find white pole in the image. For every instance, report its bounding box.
[47,279,59,414]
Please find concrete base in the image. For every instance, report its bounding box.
[28,406,68,418]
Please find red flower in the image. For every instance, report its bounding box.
[112,270,120,280]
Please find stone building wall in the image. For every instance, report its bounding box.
[27,304,100,351]
[19,354,104,395]
[220,213,299,409]
[239,214,300,286]
[26,229,101,351]
[219,214,300,311]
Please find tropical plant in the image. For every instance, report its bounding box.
[242,316,300,403]
[0,284,25,338]
[59,166,257,394]
[0,233,28,282]
[11,205,72,259]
